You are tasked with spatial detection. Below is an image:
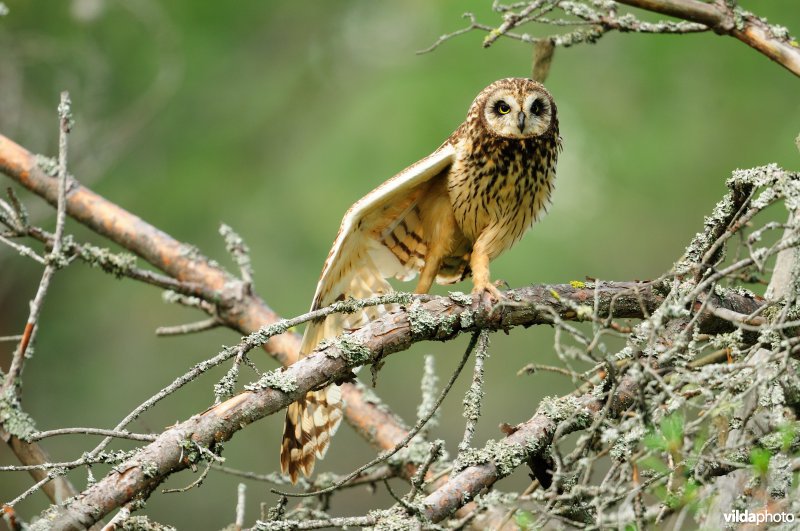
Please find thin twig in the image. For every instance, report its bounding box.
[235,483,246,531]
[156,317,221,336]
[162,463,210,494]
[456,330,490,459]
[3,91,72,394]
[28,427,157,443]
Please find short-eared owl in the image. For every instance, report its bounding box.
[281,77,561,483]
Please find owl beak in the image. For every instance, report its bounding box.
[517,112,526,132]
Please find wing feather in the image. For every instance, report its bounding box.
[309,142,456,312]
[282,142,458,483]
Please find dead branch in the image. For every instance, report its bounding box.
[0,132,419,487]
[615,0,800,77]
[436,1,800,78]
[37,278,765,529]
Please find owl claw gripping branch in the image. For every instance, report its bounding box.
[281,78,561,483]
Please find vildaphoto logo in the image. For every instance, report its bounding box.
[723,510,795,525]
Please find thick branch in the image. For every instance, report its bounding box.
[421,357,647,523]
[42,282,763,529]
[0,133,413,484]
[616,0,800,77]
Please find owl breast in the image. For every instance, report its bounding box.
[447,134,558,259]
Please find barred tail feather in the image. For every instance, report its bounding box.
[280,385,343,483]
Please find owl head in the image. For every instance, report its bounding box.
[471,78,557,139]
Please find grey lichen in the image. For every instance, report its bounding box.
[213,367,238,401]
[713,284,758,301]
[448,291,473,306]
[459,309,475,329]
[462,376,485,423]
[416,355,439,431]
[161,289,203,308]
[120,516,177,531]
[615,345,636,361]
[759,422,800,453]
[610,424,646,462]
[406,300,438,336]
[768,23,792,40]
[0,384,36,440]
[34,154,59,176]
[100,449,141,470]
[219,223,254,282]
[252,521,295,531]
[244,369,298,394]
[370,507,421,531]
[677,184,741,272]
[141,461,159,479]
[178,439,202,465]
[78,243,138,278]
[327,333,372,365]
[767,453,792,498]
[473,489,518,510]
[537,394,591,429]
[455,439,527,477]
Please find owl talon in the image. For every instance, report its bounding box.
[472,282,505,312]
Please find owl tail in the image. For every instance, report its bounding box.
[280,253,396,482]
[280,384,343,483]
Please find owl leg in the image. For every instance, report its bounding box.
[470,234,504,302]
[415,227,456,293]
[416,180,458,294]
[415,255,442,294]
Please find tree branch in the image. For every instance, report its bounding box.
[39,280,763,529]
[0,132,417,487]
[616,0,800,77]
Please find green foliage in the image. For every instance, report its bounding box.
[643,413,684,454]
[515,509,535,530]
[750,447,772,477]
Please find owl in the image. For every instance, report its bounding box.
[281,78,561,483]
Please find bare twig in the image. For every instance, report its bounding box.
[28,427,157,443]
[235,483,246,531]
[0,94,83,509]
[455,330,490,460]
[3,92,72,393]
[156,317,221,336]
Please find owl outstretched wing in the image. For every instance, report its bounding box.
[281,140,471,482]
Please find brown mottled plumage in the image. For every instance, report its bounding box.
[281,78,561,483]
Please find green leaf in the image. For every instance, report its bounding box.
[515,510,535,530]
[643,431,666,451]
[750,447,771,476]
[639,456,670,475]
[778,423,797,452]
[660,413,685,453]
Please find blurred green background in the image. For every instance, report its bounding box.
[0,0,798,528]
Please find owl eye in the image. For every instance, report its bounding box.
[494,100,511,115]
[530,99,544,116]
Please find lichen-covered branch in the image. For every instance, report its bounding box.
[37,269,774,529]
[615,0,800,77]
[0,131,418,494]
[429,1,800,77]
